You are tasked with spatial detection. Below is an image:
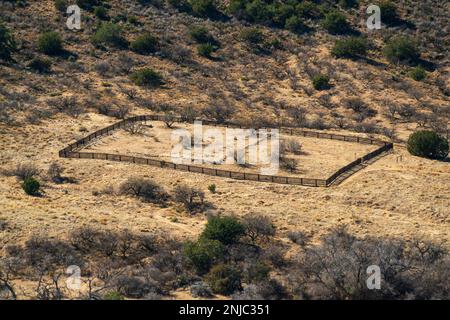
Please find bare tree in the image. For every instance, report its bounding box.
[173,184,205,212]
[287,107,307,127]
[163,112,176,128]
[123,122,145,135]
[242,214,275,244]
[202,104,235,124]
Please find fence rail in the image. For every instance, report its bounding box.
[58,115,393,187]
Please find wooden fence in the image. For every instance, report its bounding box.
[58,115,393,187]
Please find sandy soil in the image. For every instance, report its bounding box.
[0,113,448,251]
[84,120,378,179]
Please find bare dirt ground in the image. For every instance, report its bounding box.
[0,113,448,252]
[84,120,378,179]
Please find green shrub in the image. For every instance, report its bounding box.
[339,0,358,8]
[197,43,214,58]
[379,0,398,24]
[409,66,426,81]
[94,6,109,20]
[205,264,242,295]
[241,0,271,23]
[184,239,226,275]
[130,33,158,55]
[92,22,127,48]
[22,177,40,195]
[331,37,367,58]
[240,28,264,45]
[207,184,216,193]
[76,0,101,10]
[189,0,216,17]
[103,291,125,300]
[295,2,322,19]
[0,22,16,61]
[407,131,448,160]
[312,74,330,90]
[54,0,68,12]
[127,16,139,25]
[38,32,63,55]
[130,68,164,87]
[321,10,350,34]
[189,26,214,44]
[28,57,52,73]
[268,2,295,26]
[383,36,420,64]
[285,16,307,34]
[201,216,245,245]
[246,262,271,282]
[265,37,283,50]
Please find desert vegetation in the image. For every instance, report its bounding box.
[0,0,448,301]
[1,219,448,300]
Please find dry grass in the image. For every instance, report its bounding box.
[85,121,378,178]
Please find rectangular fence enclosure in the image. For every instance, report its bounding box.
[58,115,393,187]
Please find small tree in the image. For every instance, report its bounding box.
[407,131,448,160]
[383,36,420,64]
[94,6,109,20]
[280,157,298,172]
[281,139,302,155]
[332,37,367,59]
[339,0,358,8]
[22,177,40,195]
[9,162,39,181]
[180,105,198,122]
[379,0,398,24]
[190,282,213,298]
[207,184,216,194]
[184,239,225,275]
[322,10,350,34]
[242,214,275,243]
[205,264,242,295]
[0,22,16,61]
[130,68,164,88]
[173,184,205,212]
[76,0,102,10]
[28,57,52,73]
[47,162,64,183]
[92,22,127,48]
[54,0,68,12]
[197,43,214,58]
[163,112,176,128]
[285,16,307,34]
[201,215,245,245]
[189,0,217,17]
[119,177,168,203]
[202,104,235,124]
[287,107,307,127]
[189,26,215,44]
[312,74,330,90]
[240,28,264,45]
[409,66,426,81]
[130,33,158,55]
[38,32,63,55]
